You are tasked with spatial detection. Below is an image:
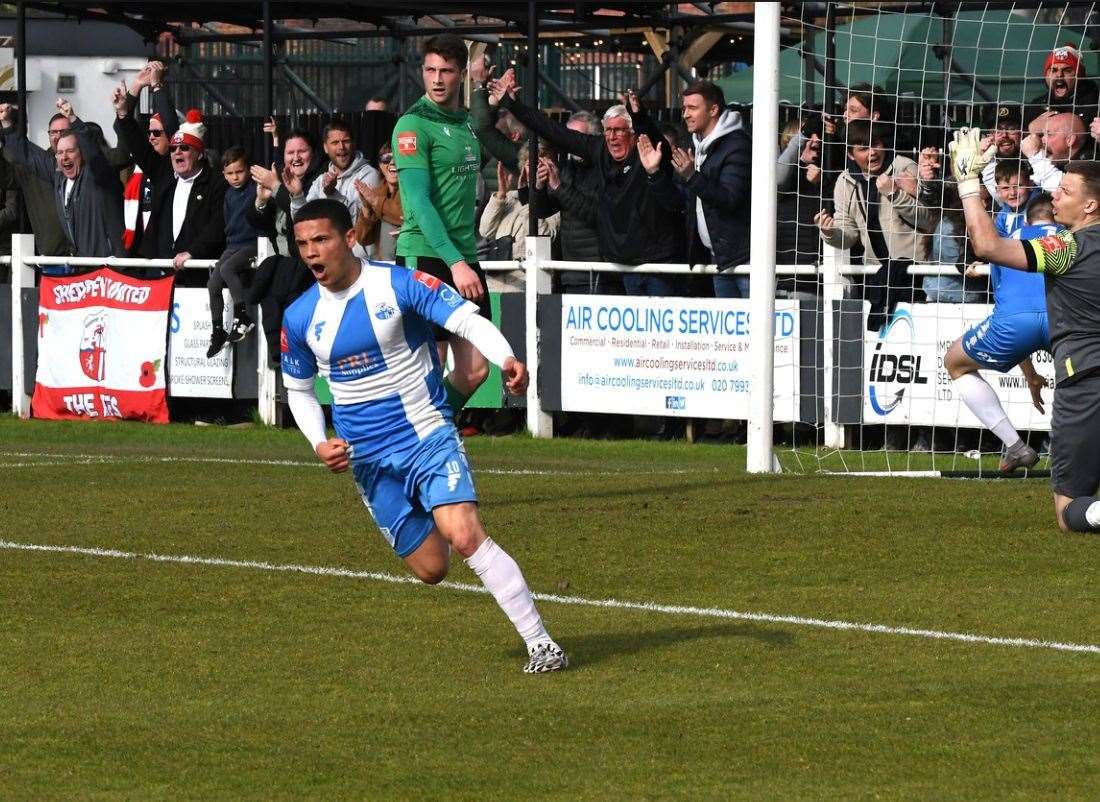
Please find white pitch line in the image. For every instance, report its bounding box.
[0,451,715,477]
[2,539,1097,657]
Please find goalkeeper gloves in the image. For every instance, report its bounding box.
[948,127,996,200]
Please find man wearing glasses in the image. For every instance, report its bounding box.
[492,69,685,297]
[115,70,225,273]
[0,97,125,260]
[0,105,71,257]
[118,61,179,256]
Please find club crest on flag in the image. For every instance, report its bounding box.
[79,312,108,382]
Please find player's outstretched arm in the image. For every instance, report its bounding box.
[950,128,1030,270]
[961,193,1030,270]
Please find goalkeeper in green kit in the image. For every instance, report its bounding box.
[392,34,491,412]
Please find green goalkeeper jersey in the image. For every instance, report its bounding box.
[392,95,481,266]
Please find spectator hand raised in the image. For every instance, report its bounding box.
[619,89,641,115]
[354,177,382,207]
[539,156,560,191]
[263,116,280,149]
[488,67,519,106]
[111,81,129,117]
[321,171,338,195]
[251,162,280,193]
[1091,117,1100,144]
[636,134,663,175]
[469,55,494,87]
[805,163,822,184]
[0,102,18,128]
[813,209,835,238]
[55,98,75,122]
[671,146,695,180]
[281,164,304,197]
[917,146,941,182]
[130,63,155,93]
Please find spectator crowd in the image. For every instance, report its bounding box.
[2,41,1097,443]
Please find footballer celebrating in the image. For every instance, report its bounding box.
[951,128,1100,533]
[281,198,567,673]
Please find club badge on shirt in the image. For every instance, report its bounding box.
[397,132,418,156]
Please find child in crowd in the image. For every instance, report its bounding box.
[992,159,1038,238]
[207,146,261,358]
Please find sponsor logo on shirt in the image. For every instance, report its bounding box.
[333,351,378,375]
[442,126,452,137]
[280,328,290,353]
[313,321,327,341]
[413,270,441,290]
[397,131,418,155]
[374,302,396,320]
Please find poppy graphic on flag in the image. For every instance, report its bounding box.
[79,312,107,382]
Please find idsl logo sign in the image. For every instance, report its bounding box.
[868,309,928,416]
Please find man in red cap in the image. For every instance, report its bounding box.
[1025,44,1100,130]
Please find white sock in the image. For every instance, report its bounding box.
[465,537,549,648]
[954,372,1020,447]
[1087,501,1100,528]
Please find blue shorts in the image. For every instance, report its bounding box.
[961,311,1050,373]
[350,426,478,558]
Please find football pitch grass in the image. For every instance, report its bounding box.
[2,418,1098,800]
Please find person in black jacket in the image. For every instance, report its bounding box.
[669,80,750,298]
[493,68,686,297]
[530,111,624,295]
[114,89,225,276]
[120,61,179,256]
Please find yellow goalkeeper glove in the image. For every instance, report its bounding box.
[948,127,996,200]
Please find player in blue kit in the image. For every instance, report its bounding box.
[281,199,567,674]
[943,172,1055,473]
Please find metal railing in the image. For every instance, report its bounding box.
[7,233,990,473]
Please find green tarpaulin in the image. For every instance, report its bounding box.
[718,9,1096,107]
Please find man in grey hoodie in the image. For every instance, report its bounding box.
[299,120,381,257]
[670,80,752,298]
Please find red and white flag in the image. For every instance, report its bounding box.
[32,268,174,423]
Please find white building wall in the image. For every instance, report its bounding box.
[22,55,151,149]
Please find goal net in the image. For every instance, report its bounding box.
[740,1,1092,475]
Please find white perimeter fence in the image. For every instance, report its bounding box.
[7,225,993,475]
